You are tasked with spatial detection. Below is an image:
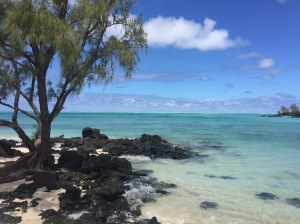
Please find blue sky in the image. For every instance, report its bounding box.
[5,0,300,113]
[75,0,300,113]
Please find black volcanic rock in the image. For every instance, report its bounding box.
[59,128,197,160]
[101,133,193,159]
[286,198,300,208]
[1,128,202,224]
[200,201,218,210]
[256,192,279,200]
[204,174,236,180]
[0,134,171,224]
[59,185,81,210]
[29,170,60,190]
[0,213,22,224]
[148,216,160,224]
[0,140,23,157]
[82,127,93,138]
[80,154,129,175]
[82,127,109,140]
[58,150,89,171]
[87,177,125,200]
[13,183,39,199]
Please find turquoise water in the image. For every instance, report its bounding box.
[1,113,300,223]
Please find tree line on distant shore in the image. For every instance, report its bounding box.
[277,104,300,117]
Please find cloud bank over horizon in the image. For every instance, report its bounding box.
[56,93,300,114]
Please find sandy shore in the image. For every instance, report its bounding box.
[0,133,181,224]
[0,143,64,224]
[0,183,64,224]
[0,143,123,224]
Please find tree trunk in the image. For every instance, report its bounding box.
[28,120,53,169]
[0,120,54,183]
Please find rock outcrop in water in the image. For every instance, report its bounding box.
[286,198,300,208]
[200,201,218,210]
[56,127,196,159]
[255,192,279,200]
[1,128,195,223]
[0,150,165,223]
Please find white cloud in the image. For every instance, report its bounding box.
[106,23,126,39]
[261,68,281,78]
[238,54,279,77]
[258,58,275,69]
[239,63,253,71]
[131,72,195,82]
[144,16,245,51]
[3,93,299,113]
[199,75,210,81]
[68,93,297,113]
[237,51,262,59]
[165,100,177,107]
[105,14,139,39]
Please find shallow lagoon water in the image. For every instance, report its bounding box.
[1,113,300,223]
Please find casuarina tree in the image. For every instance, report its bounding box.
[0,0,146,183]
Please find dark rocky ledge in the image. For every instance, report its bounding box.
[0,151,165,223]
[54,127,198,160]
[0,139,23,158]
[0,150,167,223]
[1,128,200,224]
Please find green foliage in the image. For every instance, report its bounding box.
[0,0,146,97]
[278,104,300,117]
[30,125,39,141]
[0,0,146,109]
[0,0,147,152]
[289,104,300,115]
[278,106,290,116]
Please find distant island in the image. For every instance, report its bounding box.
[263,104,300,118]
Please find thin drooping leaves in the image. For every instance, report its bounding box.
[0,0,146,169]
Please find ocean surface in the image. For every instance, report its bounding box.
[1,112,300,223]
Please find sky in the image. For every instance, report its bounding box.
[5,0,300,113]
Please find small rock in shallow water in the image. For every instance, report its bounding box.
[200,201,218,210]
[141,197,157,203]
[155,189,170,195]
[148,216,160,224]
[137,169,154,175]
[256,192,278,200]
[204,174,236,180]
[286,198,300,208]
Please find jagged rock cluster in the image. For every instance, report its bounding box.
[0,128,195,224]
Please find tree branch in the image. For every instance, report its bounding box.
[82,23,108,72]
[20,91,40,119]
[0,101,37,121]
[29,75,36,102]
[53,87,74,119]
[0,119,13,128]
[1,42,35,69]
[49,78,71,121]
[1,44,21,123]
[0,119,36,151]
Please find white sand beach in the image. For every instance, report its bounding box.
[0,180,64,224]
[0,142,64,224]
